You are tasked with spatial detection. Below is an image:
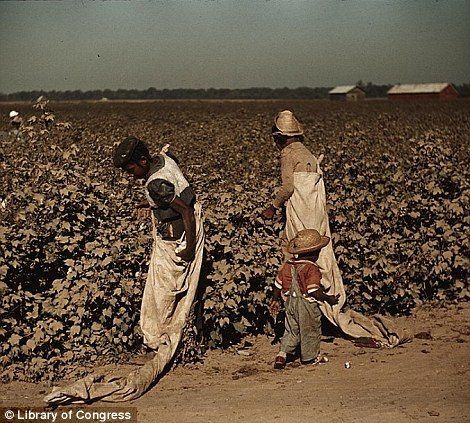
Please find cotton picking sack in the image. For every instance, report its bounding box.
[44,204,204,404]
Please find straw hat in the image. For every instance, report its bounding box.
[273,110,303,136]
[288,229,330,254]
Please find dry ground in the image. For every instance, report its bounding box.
[1,302,469,423]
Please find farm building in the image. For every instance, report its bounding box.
[328,85,366,101]
[387,83,459,101]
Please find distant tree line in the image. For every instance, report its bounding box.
[0,87,330,101]
[1,83,469,101]
[357,81,393,98]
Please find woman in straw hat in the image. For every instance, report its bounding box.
[262,110,313,216]
[270,229,339,369]
[263,110,402,350]
[262,110,319,257]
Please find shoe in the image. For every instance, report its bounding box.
[301,355,328,365]
[274,355,286,370]
[301,357,319,365]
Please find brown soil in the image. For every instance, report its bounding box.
[1,303,469,423]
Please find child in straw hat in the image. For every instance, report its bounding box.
[269,229,339,369]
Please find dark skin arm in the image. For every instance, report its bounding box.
[310,287,340,306]
[270,286,339,313]
[135,199,151,219]
[262,205,277,220]
[269,287,282,315]
[262,137,296,220]
[134,196,196,261]
[136,199,150,209]
[169,196,197,262]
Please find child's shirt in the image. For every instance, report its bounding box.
[275,259,322,297]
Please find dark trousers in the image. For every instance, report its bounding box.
[280,295,321,362]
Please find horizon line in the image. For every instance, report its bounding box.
[2,81,470,95]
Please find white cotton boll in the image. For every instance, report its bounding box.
[175,240,187,254]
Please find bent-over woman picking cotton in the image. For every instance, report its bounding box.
[44,136,204,404]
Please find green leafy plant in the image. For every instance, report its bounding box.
[0,99,468,381]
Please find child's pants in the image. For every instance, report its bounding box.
[280,295,322,362]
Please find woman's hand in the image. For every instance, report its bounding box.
[326,294,340,306]
[134,200,151,220]
[176,247,196,262]
[261,205,276,220]
[269,298,281,315]
[136,200,150,209]
[134,207,151,220]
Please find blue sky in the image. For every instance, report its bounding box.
[0,0,469,93]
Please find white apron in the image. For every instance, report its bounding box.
[145,152,190,207]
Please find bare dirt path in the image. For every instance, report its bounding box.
[1,303,469,423]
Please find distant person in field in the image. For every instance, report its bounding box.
[269,229,339,369]
[112,137,204,384]
[8,110,25,141]
[9,110,23,129]
[9,111,23,138]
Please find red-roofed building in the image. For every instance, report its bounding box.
[387,83,459,101]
